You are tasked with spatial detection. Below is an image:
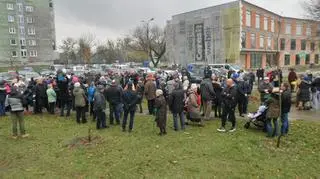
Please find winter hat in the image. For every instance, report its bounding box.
[190,83,197,92]
[74,82,81,88]
[156,89,163,97]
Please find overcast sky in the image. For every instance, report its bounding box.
[54,0,305,45]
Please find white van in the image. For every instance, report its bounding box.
[209,64,242,72]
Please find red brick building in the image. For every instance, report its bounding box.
[241,0,320,69]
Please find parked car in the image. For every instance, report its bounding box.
[24,72,41,82]
[209,64,242,72]
[39,69,56,77]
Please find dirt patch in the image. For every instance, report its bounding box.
[63,136,104,149]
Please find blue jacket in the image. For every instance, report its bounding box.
[88,86,96,103]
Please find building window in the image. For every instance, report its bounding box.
[246,10,251,27]
[311,42,315,51]
[271,19,275,32]
[17,3,23,11]
[256,14,260,29]
[21,50,27,58]
[8,15,14,22]
[315,54,319,64]
[29,50,37,57]
[306,54,310,64]
[285,54,290,65]
[291,39,296,50]
[20,39,26,46]
[296,24,302,35]
[7,3,14,10]
[264,17,268,31]
[179,20,185,34]
[250,53,262,68]
[26,17,34,24]
[49,2,53,8]
[306,25,311,36]
[267,36,272,49]
[20,26,25,35]
[259,35,264,48]
[286,23,291,34]
[296,54,300,65]
[28,39,37,46]
[241,31,246,48]
[280,38,285,50]
[301,40,306,50]
[10,39,17,46]
[9,27,16,34]
[25,6,34,12]
[251,33,256,48]
[28,28,36,35]
[12,51,17,57]
[19,15,24,24]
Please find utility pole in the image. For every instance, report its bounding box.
[142,18,154,64]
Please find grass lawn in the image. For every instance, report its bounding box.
[0,108,319,178]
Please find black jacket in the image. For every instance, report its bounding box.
[123,89,138,111]
[105,85,123,105]
[200,78,215,101]
[35,84,47,98]
[169,89,185,113]
[93,91,106,111]
[222,86,237,108]
[281,90,292,113]
[212,82,223,103]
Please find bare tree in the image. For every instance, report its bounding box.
[78,33,96,64]
[303,0,320,20]
[59,37,77,65]
[131,24,166,67]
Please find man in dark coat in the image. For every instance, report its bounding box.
[34,79,47,114]
[169,83,185,131]
[94,85,108,130]
[218,79,238,132]
[212,77,222,118]
[105,80,123,125]
[154,89,167,136]
[57,75,70,117]
[122,82,139,132]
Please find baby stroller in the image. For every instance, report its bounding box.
[244,105,268,130]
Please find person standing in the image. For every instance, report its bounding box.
[144,74,156,115]
[280,83,291,136]
[122,82,139,132]
[94,85,107,130]
[288,68,298,92]
[0,80,6,116]
[46,84,57,115]
[34,79,47,114]
[6,86,29,139]
[57,74,69,117]
[311,74,320,110]
[73,82,87,124]
[236,77,246,117]
[258,77,273,104]
[88,82,96,120]
[105,80,123,125]
[212,77,223,118]
[200,73,216,120]
[265,89,280,138]
[217,79,237,132]
[136,80,144,113]
[169,83,185,131]
[154,89,167,136]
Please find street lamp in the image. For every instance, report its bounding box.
[141,18,155,63]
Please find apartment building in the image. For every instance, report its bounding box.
[0,0,56,66]
[165,0,320,69]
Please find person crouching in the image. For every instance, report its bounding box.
[154,89,167,136]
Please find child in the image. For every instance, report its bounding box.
[46,84,57,114]
[154,89,167,136]
[6,86,29,139]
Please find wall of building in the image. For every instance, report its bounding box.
[0,0,56,67]
[165,1,240,66]
[240,0,320,69]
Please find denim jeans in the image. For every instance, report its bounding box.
[0,102,5,116]
[96,109,107,129]
[173,112,185,130]
[281,113,289,135]
[60,100,72,117]
[122,110,135,130]
[109,103,121,124]
[266,118,279,137]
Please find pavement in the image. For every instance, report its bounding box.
[288,107,320,121]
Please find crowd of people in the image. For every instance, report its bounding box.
[1,66,320,139]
